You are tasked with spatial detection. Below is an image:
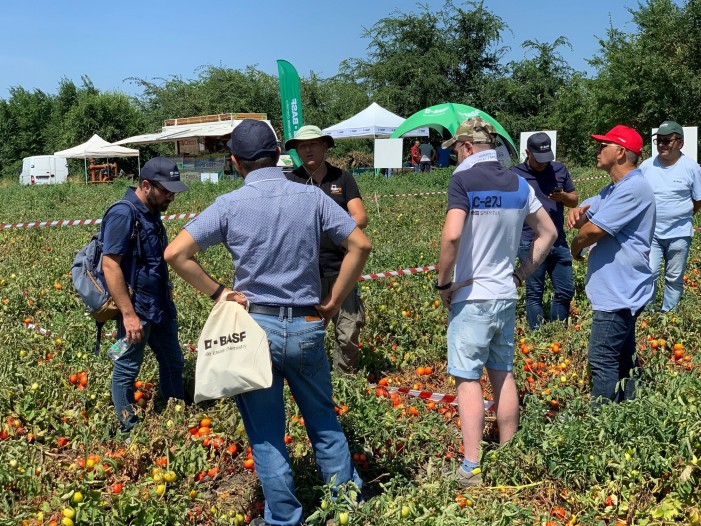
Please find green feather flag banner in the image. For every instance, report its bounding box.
[277,60,304,167]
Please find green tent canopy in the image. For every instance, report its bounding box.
[390,103,517,159]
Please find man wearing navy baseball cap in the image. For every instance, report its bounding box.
[166,119,371,525]
[512,133,578,329]
[101,156,189,437]
[567,125,655,407]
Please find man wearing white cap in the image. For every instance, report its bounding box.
[286,125,368,374]
[640,120,701,312]
[437,118,556,487]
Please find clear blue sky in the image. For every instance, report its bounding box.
[0,0,678,100]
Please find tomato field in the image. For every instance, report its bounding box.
[2,168,701,525]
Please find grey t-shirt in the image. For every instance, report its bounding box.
[419,143,435,162]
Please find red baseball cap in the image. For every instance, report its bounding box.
[590,125,643,156]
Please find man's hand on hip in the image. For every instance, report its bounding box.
[315,298,340,326]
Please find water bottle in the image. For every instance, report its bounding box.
[108,337,130,361]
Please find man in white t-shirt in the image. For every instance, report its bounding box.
[640,120,701,312]
[436,118,556,487]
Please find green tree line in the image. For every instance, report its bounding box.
[1,0,699,178]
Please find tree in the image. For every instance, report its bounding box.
[589,0,701,140]
[131,66,281,133]
[340,1,507,117]
[0,87,53,176]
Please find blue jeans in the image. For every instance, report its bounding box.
[236,311,362,526]
[588,309,641,406]
[518,242,575,330]
[112,317,184,433]
[649,236,691,312]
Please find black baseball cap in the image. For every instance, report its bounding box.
[140,157,189,193]
[226,119,279,161]
[527,132,555,163]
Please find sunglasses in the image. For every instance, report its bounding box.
[597,142,621,152]
[653,137,679,146]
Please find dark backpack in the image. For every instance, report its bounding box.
[71,200,142,354]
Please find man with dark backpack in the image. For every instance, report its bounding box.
[101,157,188,436]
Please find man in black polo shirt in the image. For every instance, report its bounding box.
[286,125,368,373]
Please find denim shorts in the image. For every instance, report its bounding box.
[447,299,516,379]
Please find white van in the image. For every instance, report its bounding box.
[19,156,69,186]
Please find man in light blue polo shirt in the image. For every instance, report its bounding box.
[165,119,371,526]
[640,120,701,312]
[568,125,655,405]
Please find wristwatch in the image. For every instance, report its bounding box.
[435,280,452,291]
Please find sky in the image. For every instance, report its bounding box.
[0,0,681,100]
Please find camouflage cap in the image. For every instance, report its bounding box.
[442,117,497,149]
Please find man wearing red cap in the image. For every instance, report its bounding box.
[567,125,656,406]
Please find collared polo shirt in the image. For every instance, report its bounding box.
[582,169,656,313]
[185,167,357,306]
[447,151,541,302]
[640,153,701,238]
[288,162,362,277]
[511,160,575,246]
[102,187,176,323]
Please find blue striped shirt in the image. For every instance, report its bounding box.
[185,167,357,306]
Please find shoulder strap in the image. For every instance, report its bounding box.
[101,199,142,286]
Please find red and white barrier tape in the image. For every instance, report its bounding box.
[1,213,200,231]
[0,194,449,230]
[374,191,447,198]
[358,265,438,281]
[24,322,52,336]
[571,174,610,183]
[369,383,495,411]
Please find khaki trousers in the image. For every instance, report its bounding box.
[321,275,365,373]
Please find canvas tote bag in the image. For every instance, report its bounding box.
[194,296,272,403]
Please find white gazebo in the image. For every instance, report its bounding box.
[322,102,429,139]
[55,134,140,183]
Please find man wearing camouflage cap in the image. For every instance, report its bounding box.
[640,120,701,312]
[437,118,556,486]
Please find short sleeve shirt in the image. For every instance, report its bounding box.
[288,163,362,277]
[446,150,541,302]
[186,167,357,306]
[101,187,175,323]
[582,169,656,313]
[511,161,575,246]
[640,153,701,238]
[419,143,435,161]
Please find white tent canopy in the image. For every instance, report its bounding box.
[323,102,429,139]
[55,134,140,158]
[54,134,140,183]
[113,120,268,146]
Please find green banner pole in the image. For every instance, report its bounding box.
[277,59,304,167]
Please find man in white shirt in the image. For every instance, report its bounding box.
[437,118,556,487]
[640,120,701,312]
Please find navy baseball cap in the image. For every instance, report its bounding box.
[527,132,554,163]
[227,120,279,160]
[140,157,189,193]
